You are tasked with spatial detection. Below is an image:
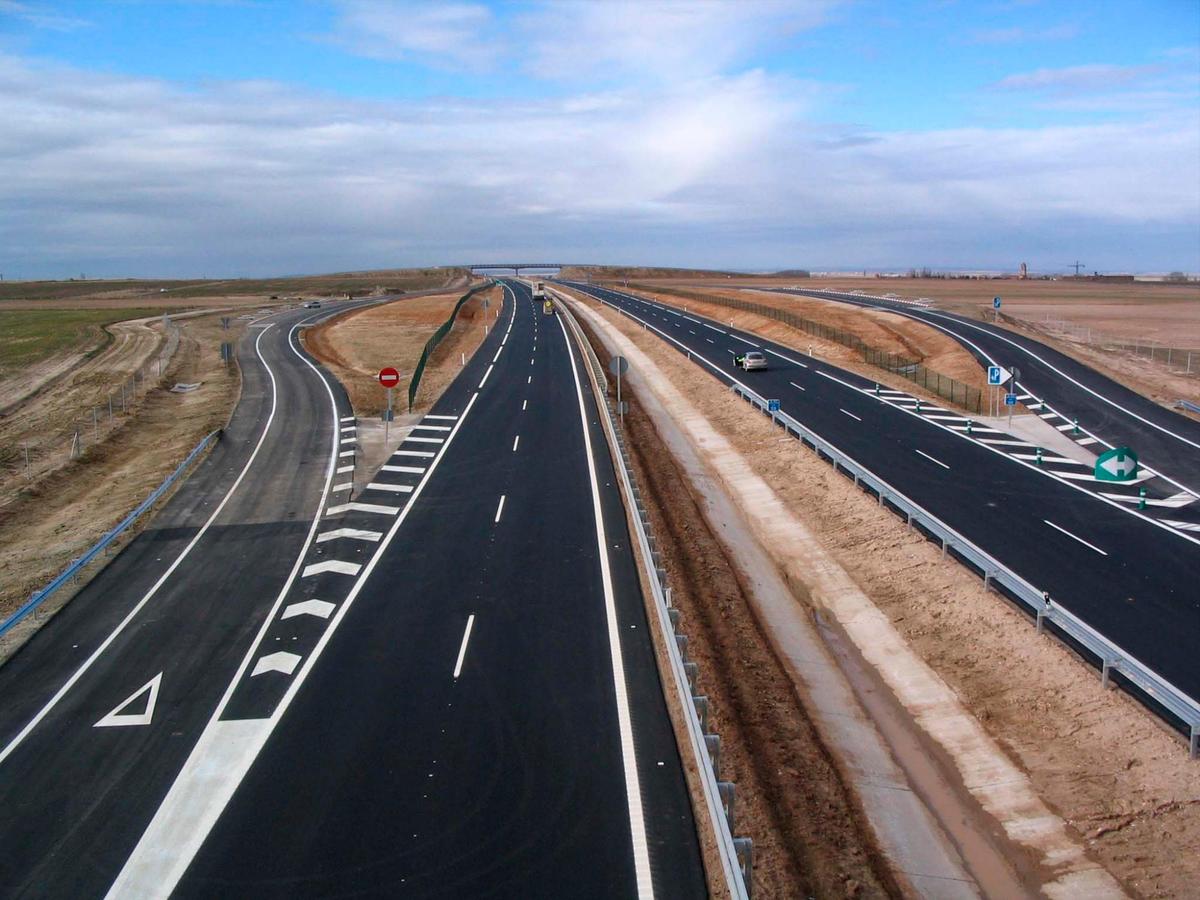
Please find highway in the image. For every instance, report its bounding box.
[562,282,1200,716]
[765,287,1200,499]
[0,283,705,898]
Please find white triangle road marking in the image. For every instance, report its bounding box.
[94,673,163,728]
[315,528,382,543]
[301,560,362,578]
[251,652,301,677]
[281,599,336,620]
[326,502,399,516]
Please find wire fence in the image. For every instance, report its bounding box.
[995,311,1198,377]
[407,282,492,411]
[1,316,184,490]
[628,283,984,412]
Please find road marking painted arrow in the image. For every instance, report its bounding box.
[302,560,362,578]
[326,502,399,516]
[281,599,335,620]
[94,673,162,728]
[316,528,382,543]
[251,652,301,677]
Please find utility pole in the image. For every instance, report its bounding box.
[1069,261,1085,276]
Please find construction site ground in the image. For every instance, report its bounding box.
[568,290,1199,899]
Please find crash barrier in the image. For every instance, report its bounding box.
[731,384,1200,759]
[554,291,754,897]
[623,283,982,412]
[0,429,221,640]
[1177,399,1200,415]
[407,282,493,411]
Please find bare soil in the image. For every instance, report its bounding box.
[577,311,900,898]
[303,287,501,418]
[579,292,1200,899]
[0,314,243,632]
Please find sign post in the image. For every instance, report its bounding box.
[609,355,629,423]
[379,367,400,443]
[987,365,1010,417]
[993,296,1001,323]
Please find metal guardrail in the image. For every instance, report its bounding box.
[0,429,221,640]
[554,293,753,897]
[1177,399,1200,415]
[731,384,1200,758]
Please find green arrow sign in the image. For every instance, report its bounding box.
[1095,446,1139,481]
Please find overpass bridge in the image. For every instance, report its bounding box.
[468,263,563,276]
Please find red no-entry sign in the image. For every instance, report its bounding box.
[378,367,400,388]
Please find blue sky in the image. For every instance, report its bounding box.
[1,1,1198,277]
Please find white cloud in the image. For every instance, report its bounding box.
[329,1,497,70]
[966,23,1078,44]
[0,0,89,31]
[0,49,1196,277]
[994,63,1160,92]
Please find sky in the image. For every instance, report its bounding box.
[1,1,1198,279]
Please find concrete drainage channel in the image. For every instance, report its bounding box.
[555,294,753,899]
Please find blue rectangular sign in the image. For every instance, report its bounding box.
[768,399,781,412]
[1004,393,1017,406]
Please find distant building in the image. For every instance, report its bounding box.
[1019,262,1028,279]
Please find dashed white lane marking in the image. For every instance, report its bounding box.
[336,465,354,474]
[424,414,458,420]
[366,482,413,494]
[478,364,495,388]
[764,347,806,367]
[406,436,445,444]
[513,435,520,452]
[915,449,950,470]
[688,329,696,335]
[840,408,862,422]
[281,599,335,620]
[251,652,301,677]
[394,449,435,458]
[326,502,399,516]
[522,400,528,410]
[706,338,715,344]
[453,614,476,679]
[339,437,356,445]
[302,560,362,578]
[790,381,806,391]
[530,357,535,365]
[494,494,506,523]
[381,465,424,474]
[331,482,352,492]
[492,347,503,363]
[94,673,163,728]
[527,376,532,384]
[339,450,355,458]
[411,424,451,432]
[1044,519,1108,556]
[339,416,355,423]
[316,528,381,543]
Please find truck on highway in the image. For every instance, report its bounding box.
[531,282,546,301]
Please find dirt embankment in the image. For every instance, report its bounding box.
[575,291,1200,898]
[618,285,989,408]
[575,313,901,898]
[0,314,243,634]
[302,286,501,417]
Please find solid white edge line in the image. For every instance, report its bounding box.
[915,449,951,470]
[0,324,290,767]
[556,312,654,899]
[106,295,515,899]
[452,614,476,679]
[1044,520,1108,556]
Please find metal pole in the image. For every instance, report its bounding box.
[385,387,392,445]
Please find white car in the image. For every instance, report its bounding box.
[735,351,768,371]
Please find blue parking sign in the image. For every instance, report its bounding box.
[993,296,1002,309]
[1005,393,1017,406]
[768,399,781,412]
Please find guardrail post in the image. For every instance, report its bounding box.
[705,733,721,777]
[718,781,736,830]
[733,838,753,897]
[1191,725,1198,760]
[683,661,699,691]
[984,572,993,592]
[693,696,709,732]
[1102,658,1118,689]
[941,538,948,558]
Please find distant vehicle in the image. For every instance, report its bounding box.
[543,300,554,316]
[531,282,546,300]
[303,300,321,308]
[734,350,768,371]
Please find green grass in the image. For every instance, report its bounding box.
[0,308,164,373]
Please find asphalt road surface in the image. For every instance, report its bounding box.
[765,287,1200,497]
[564,282,1200,715]
[0,285,704,899]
